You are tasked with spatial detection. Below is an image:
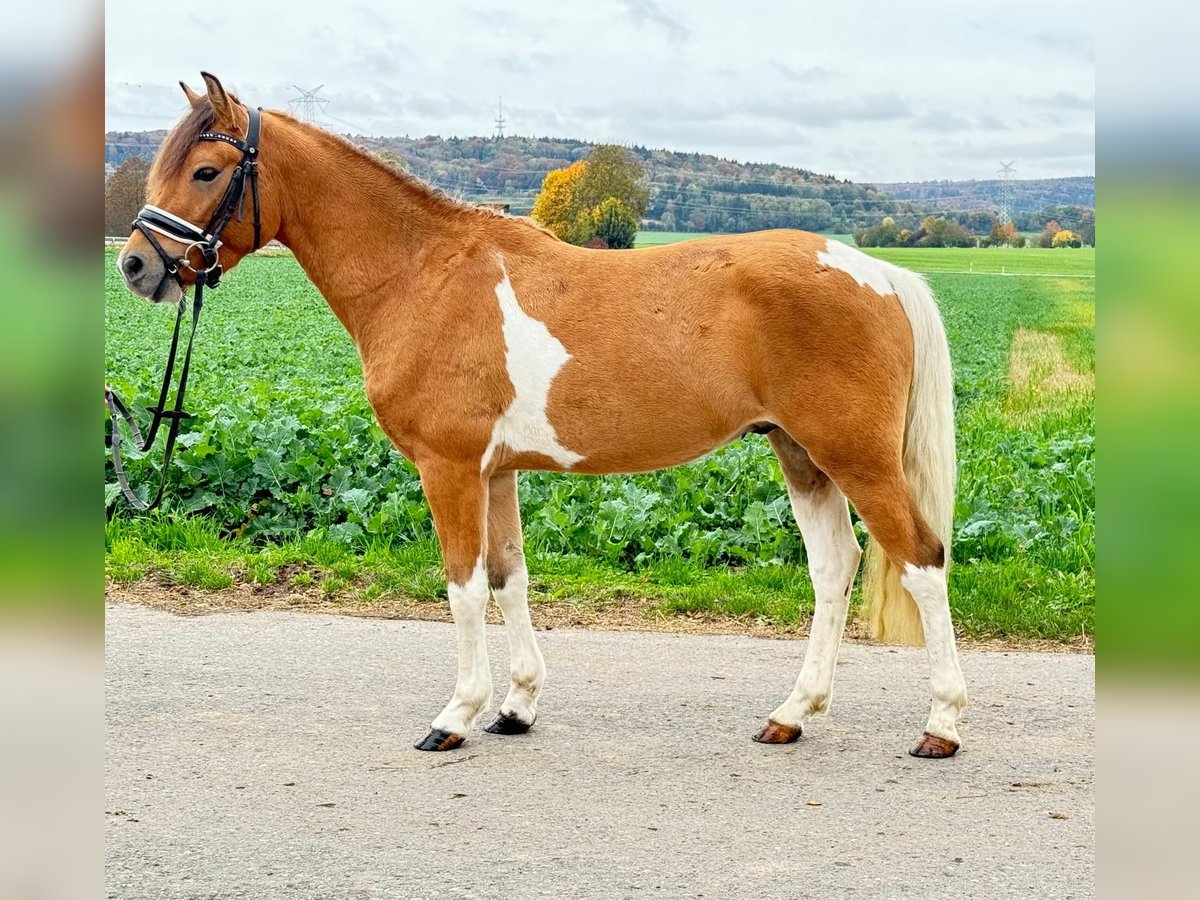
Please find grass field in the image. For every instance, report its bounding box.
[105,243,1094,642]
[635,231,858,248]
[635,231,1094,276]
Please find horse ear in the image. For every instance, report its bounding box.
[200,71,233,121]
[179,81,201,105]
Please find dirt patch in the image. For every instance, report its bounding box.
[1007,328,1093,423]
[106,577,1093,654]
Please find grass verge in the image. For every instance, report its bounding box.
[106,514,1093,645]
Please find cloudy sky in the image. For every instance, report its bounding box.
[104,0,1094,182]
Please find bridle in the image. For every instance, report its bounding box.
[105,105,263,512]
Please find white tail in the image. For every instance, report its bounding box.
[862,267,957,646]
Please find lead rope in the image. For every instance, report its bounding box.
[105,270,208,512]
[108,106,261,512]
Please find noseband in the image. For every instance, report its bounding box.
[106,106,263,512]
[133,105,262,288]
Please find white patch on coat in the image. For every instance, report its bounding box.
[901,563,968,743]
[817,238,897,297]
[481,257,584,471]
[768,484,861,729]
[430,556,492,735]
[491,566,544,726]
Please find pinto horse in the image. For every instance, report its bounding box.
[117,74,967,759]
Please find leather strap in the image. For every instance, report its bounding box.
[108,106,263,512]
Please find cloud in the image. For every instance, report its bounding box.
[619,0,690,43]
[912,110,975,133]
[495,51,561,76]
[1024,91,1095,112]
[770,61,832,85]
[103,0,1094,181]
[1031,30,1095,62]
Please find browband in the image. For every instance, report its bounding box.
[132,105,262,277]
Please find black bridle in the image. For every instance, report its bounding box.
[105,106,262,512]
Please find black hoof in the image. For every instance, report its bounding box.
[413,729,465,752]
[484,712,533,735]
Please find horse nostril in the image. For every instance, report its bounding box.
[122,253,145,279]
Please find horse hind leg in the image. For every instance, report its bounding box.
[483,470,545,735]
[816,448,967,758]
[753,431,861,744]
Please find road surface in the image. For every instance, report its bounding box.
[105,603,1094,899]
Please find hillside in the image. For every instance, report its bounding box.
[873,176,1094,215]
[105,129,1093,235]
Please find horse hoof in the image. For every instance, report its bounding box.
[484,712,533,735]
[413,729,465,752]
[752,720,802,744]
[909,732,959,758]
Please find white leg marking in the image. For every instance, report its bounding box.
[430,557,492,735]
[817,237,898,296]
[901,563,968,744]
[769,485,861,729]
[481,256,584,471]
[492,566,545,725]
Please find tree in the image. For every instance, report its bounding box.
[1078,209,1096,246]
[854,216,901,247]
[531,160,588,241]
[988,221,1021,247]
[573,145,649,220]
[104,156,150,237]
[917,215,974,248]
[592,197,638,249]
[1036,220,1061,248]
[374,148,407,171]
[530,146,648,247]
[1052,229,1082,248]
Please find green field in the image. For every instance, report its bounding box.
[635,230,858,248]
[633,231,711,246]
[105,245,1094,641]
[866,246,1095,276]
[635,231,1094,276]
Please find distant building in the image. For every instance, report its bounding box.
[479,202,510,214]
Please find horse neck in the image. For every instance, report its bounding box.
[266,116,477,341]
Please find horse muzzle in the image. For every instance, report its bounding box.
[117,245,184,303]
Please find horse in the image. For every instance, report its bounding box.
[116,73,967,759]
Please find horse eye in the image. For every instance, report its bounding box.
[193,167,220,182]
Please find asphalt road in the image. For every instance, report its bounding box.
[105,603,1094,899]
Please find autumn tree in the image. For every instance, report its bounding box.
[1052,229,1082,248]
[917,215,974,248]
[988,221,1022,247]
[530,145,648,247]
[572,145,649,222]
[104,156,150,237]
[531,160,588,241]
[1036,220,1061,248]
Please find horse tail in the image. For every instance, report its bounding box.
[862,267,956,646]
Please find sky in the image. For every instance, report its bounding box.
[103,0,1094,183]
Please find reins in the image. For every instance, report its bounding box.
[105,106,262,511]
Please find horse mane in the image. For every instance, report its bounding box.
[150,100,217,184]
[152,95,554,238]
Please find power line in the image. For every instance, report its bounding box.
[997,161,1016,225]
[493,97,507,140]
[289,85,329,127]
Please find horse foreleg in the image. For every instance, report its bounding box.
[483,470,544,735]
[754,432,861,744]
[413,462,491,751]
